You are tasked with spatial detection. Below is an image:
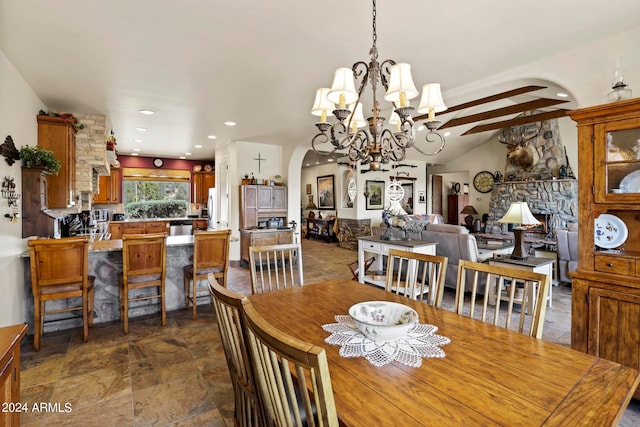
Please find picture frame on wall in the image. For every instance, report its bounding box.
[401,183,414,213]
[418,190,426,204]
[317,174,335,210]
[365,180,385,210]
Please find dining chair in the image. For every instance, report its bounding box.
[120,233,167,334]
[454,260,550,338]
[249,243,303,295]
[385,249,448,306]
[208,274,264,427]
[28,237,95,352]
[241,299,338,427]
[183,229,231,320]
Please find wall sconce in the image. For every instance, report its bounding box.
[1,176,20,207]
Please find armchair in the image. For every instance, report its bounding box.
[556,229,578,283]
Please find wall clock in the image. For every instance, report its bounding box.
[473,171,495,193]
[153,158,164,168]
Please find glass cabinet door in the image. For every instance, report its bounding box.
[594,118,640,202]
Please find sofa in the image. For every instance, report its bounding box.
[556,229,578,283]
[420,224,480,289]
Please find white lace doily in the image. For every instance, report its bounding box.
[322,315,450,367]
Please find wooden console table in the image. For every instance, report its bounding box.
[489,255,555,310]
[306,218,336,242]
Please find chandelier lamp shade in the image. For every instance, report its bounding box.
[310,0,447,171]
[498,201,541,259]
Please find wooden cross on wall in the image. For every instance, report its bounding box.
[254,153,266,173]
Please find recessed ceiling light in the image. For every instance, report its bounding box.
[315,161,320,165]
[305,163,310,167]
[134,139,143,143]
[185,152,192,156]
[133,148,141,152]
[444,131,451,137]
[139,109,155,115]
[557,92,569,98]
[136,127,147,132]
[207,135,217,140]
[224,121,236,127]
[194,145,203,148]
[131,152,139,156]
[179,156,186,159]
[328,159,334,162]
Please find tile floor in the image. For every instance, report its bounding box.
[18,238,640,426]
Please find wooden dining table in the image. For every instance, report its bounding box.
[247,280,640,426]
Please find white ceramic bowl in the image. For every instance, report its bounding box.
[349,301,419,342]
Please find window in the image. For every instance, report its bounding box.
[122,167,191,218]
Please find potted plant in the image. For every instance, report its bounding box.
[19,145,61,175]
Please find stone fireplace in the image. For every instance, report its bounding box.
[485,179,578,240]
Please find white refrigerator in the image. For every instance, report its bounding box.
[206,188,217,229]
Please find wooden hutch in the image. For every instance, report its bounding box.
[569,97,640,398]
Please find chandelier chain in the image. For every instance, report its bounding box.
[372,0,377,52]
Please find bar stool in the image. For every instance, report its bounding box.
[183,229,231,320]
[120,233,167,334]
[28,237,95,352]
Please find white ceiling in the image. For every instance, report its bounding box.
[1,0,639,164]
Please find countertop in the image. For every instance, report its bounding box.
[240,227,293,234]
[110,217,208,224]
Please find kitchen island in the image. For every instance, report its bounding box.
[22,234,227,334]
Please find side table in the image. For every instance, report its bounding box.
[489,255,554,310]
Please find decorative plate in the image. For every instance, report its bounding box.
[192,164,202,172]
[619,169,640,193]
[203,164,213,172]
[594,214,628,249]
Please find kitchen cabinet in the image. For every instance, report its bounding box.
[109,222,123,240]
[37,115,77,208]
[257,185,287,210]
[192,219,208,231]
[568,97,640,399]
[240,185,288,229]
[144,221,169,234]
[240,229,293,263]
[447,194,468,225]
[93,168,122,204]
[21,167,55,238]
[0,324,28,427]
[192,171,214,203]
[110,221,169,239]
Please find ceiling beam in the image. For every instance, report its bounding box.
[413,85,546,121]
[438,98,569,129]
[461,109,571,135]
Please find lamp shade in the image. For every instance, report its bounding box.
[306,194,318,210]
[311,88,335,118]
[417,83,447,117]
[461,205,478,215]
[384,63,419,107]
[327,68,358,107]
[346,103,367,129]
[498,202,540,226]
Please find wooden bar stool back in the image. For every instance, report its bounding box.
[183,229,231,320]
[28,237,95,352]
[120,233,167,334]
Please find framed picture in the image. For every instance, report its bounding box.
[317,174,335,209]
[365,180,385,210]
[418,190,426,204]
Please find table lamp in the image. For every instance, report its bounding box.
[461,205,478,229]
[306,195,318,218]
[498,201,540,259]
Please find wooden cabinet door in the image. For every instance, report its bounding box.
[257,186,273,209]
[240,185,258,229]
[145,221,168,234]
[109,223,123,240]
[110,168,122,203]
[192,172,215,203]
[93,175,110,204]
[272,186,287,209]
[37,115,76,208]
[588,286,640,372]
[123,222,145,235]
[193,219,207,231]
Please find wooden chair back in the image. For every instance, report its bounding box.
[249,243,303,295]
[184,229,231,319]
[385,249,448,306]
[121,233,167,333]
[28,237,94,351]
[455,260,550,338]
[241,299,338,427]
[208,275,264,427]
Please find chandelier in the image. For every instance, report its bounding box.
[310,0,447,171]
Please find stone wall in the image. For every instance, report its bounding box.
[336,218,371,250]
[485,179,578,239]
[74,113,109,209]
